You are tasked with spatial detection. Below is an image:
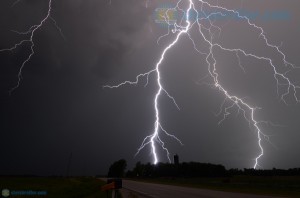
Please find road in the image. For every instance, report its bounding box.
[120,179,281,198]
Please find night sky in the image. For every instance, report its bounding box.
[1,0,300,176]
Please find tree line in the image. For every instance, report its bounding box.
[107,159,300,178]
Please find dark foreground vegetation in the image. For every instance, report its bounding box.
[127,161,227,177]
[0,177,108,198]
[107,159,300,197]
[107,159,300,178]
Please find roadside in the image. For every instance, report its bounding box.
[119,188,150,198]
[119,179,285,198]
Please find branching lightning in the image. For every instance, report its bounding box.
[1,0,298,168]
[105,0,299,169]
[0,0,63,94]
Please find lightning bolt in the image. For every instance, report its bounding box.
[2,0,297,169]
[0,0,63,94]
[191,0,298,169]
[105,0,299,169]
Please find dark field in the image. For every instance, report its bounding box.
[1,176,300,197]
[0,177,109,198]
[133,176,300,197]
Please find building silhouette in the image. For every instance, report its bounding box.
[174,154,179,165]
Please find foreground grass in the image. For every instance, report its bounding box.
[133,176,300,197]
[0,177,110,198]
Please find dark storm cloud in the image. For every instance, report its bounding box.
[51,0,153,79]
[0,0,300,176]
[0,0,153,175]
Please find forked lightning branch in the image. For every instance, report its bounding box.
[104,0,299,169]
[1,0,299,169]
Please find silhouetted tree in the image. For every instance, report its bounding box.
[107,159,127,177]
[125,161,300,178]
[135,161,144,177]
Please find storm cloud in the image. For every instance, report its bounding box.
[0,0,300,176]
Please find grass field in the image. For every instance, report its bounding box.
[133,176,300,197]
[0,177,111,198]
[2,176,300,197]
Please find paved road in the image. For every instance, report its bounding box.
[121,179,281,198]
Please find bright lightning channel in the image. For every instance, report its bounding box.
[105,0,299,169]
[3,0,297,169]
[0,0,63,94]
